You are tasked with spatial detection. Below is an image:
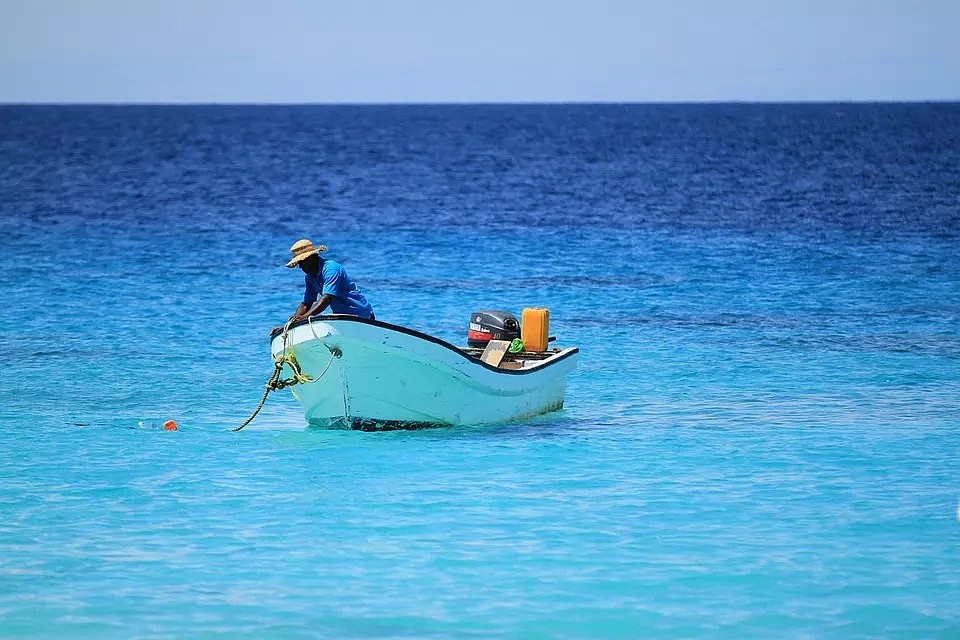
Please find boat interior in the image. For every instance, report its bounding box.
[461,339,564,369]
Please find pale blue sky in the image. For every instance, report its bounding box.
[1,0,957,103]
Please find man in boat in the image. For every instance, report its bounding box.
[281,239,375,325]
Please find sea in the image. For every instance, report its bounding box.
[0,103,958,638]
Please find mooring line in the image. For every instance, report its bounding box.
[231,319,336,432]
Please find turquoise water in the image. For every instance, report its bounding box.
[1,104,959,637]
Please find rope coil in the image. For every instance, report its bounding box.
[231,320,337,432]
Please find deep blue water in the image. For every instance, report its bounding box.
[1,104,958,638]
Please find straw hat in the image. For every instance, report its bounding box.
[285,239,328,268]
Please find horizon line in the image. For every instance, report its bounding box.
[2,99,959,107]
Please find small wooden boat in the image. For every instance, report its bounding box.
[269,315,579,430]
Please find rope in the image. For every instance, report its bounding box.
[231,319,338,432]
[230,365,282,432]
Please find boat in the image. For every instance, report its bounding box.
[268,314,579,430]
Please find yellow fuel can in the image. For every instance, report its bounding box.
[521,307,550,352]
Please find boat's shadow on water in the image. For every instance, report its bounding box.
[300,412,594,439]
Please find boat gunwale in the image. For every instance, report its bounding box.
[270,314,579,376]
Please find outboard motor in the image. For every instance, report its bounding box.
[467,310,520,348]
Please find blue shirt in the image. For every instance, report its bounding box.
[303,258,374,318]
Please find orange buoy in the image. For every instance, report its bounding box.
[162,420,178,431]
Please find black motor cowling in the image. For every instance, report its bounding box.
[467,310,520,347]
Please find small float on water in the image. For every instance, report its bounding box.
[268,308,579,430]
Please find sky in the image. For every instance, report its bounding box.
[1,0,958,103]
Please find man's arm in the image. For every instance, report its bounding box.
[293,294,335,320]
[273,302,312,332]
[290,302,310,321]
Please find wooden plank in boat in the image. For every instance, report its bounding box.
[480,339,510,367]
